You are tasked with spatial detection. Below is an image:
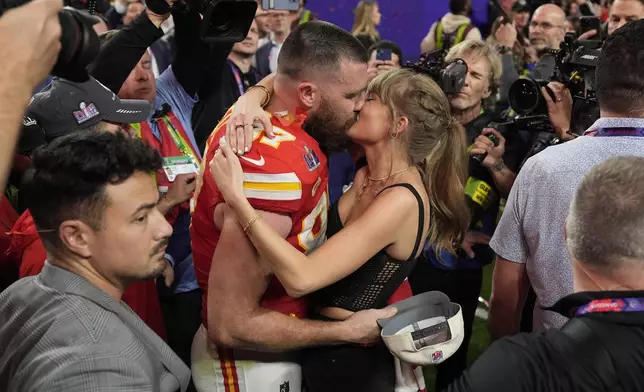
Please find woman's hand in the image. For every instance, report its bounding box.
[226,87,274,156]
[209,141,246,209]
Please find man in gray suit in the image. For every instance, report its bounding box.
[0,131,191,391]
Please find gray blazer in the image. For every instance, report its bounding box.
[0,263,191,392]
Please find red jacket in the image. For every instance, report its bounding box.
[0,197,19,288]
[6,210,167,340]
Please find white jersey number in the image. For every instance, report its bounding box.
[297,191,328,253]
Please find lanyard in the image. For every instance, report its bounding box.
[160,115,201,169]
[587,127,644,137]
[228,60,245,97]
[576,297,644,316]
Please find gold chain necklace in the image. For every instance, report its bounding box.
[357,167,411,201]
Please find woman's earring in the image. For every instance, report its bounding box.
[389,130,399,139]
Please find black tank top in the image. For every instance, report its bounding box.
[312,183,425,312]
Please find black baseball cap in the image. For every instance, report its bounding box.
[26,76,152,140]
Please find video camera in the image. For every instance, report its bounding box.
[171,0,257,43]
[0,0,100,82]
[403,49,468,95]
[508,33,601,118]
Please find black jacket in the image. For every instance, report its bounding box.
[446,290,644,392]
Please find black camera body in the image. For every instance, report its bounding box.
[403,49,468,95]
[508,33,601,117]
[0,1,99,82]
[175,0,257,43]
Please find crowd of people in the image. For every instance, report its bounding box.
[1,0,644,391]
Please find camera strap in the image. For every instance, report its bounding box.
[576,298,644,316]
[587,128,644,137]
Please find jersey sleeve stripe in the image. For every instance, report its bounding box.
[243,188,302,201]
[242,172,300,184]
[243,182,302,191]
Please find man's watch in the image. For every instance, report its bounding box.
[498,46,513,54]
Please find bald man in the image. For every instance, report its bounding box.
[496,4,566,104]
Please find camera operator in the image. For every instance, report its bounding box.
[488,19,644,341]
[496,4,566,104]
[0,0,62,192]
[408,39,529,391]
[446,156,644,392]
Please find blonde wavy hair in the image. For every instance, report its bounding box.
[352,1,380,41]
[368,69,470,254]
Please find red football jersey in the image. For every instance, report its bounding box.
[191,108,329,327]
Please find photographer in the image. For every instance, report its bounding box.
[488,19,644,341]
[446,156,644,392]
[496,4,566,104]
[408,39,529,391]
[0,0,62,193]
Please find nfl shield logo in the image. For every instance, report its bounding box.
[432,351,444,362]
[303,145,320,171]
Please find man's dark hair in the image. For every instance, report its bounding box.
[368,40,403,61]
[449,0,469,14]
[277,21,369,80]
[596,19,644,114]
[22,131,163,254]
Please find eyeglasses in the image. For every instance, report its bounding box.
[529,21,564,30]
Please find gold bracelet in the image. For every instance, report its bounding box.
[248,84,271,107]
[243,212,262,234]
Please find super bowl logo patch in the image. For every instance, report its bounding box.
[431,350,443,363]
[73,102,100,124]
[303,145,320,171]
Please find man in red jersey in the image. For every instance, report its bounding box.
[190,21,396,392]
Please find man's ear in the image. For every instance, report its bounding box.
[59,220,94,259]
[296,82,318,110]
[482,83,492,100]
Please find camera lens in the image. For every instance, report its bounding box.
[509,79,549,116]
[50,8,100,82]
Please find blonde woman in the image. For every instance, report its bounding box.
[210,69,469,391]
[352,0,381,49]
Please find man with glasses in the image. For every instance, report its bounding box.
[495,4,566,103]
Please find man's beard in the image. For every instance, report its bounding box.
[303,97,354,155]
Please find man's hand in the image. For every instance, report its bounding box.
[471,128,506,170]
[578,29,598,40]
[495,20,518,48]
[146,0,177,27]
[342,307,397,345]
[0,0,63,90]
[367,59,398,78]
[159,258,175,287]
[158,173,196,214]
[460,231,491,259]
[542,82,574,141]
